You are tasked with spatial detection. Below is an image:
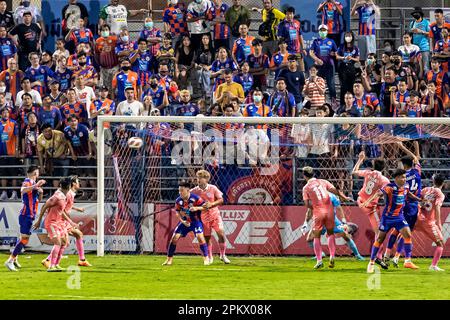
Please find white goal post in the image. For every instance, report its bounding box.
[96,116,450,256]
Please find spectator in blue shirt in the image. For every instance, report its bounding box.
[309,24,338,108]
[409,7,431,74]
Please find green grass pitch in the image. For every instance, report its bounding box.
[1,254,450,300]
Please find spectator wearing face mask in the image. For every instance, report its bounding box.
[112,58,141,103]
[361,53,382,97]
[139,16,162,59]
[317,0,344,48]
[309,24,338,107]
[409,7,431,74]
[142,75,169,115]
[130,38,154,90]
[390,50,417,90]
[95,24,119,92]
[336,31,359,104]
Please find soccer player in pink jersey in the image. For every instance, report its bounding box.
[301,166,352,269]
[415,174,446,271]
[191,170,229,264]
[41,175,92,269]
[352,151,389,262]
[33,177,76,272]
[4,166,46,272]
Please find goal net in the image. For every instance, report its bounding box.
[95,116,450,259]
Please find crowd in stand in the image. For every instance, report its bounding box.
[0,0,449,202]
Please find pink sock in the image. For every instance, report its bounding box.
[208,243,213,258]
[328,235,336,258]
[219,242,226,257]
[76,238,85,260]
[56,245,66,265]
[50,245,61,266]
[314,238,322,262]
[432,246,443,267]
[376,244,384,260]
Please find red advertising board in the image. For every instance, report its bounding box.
[154,205,450,257]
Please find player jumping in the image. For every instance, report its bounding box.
[352,151,389,263]
[4,166,46,271]
[162,181,210,266]
[364,169,421,273]
[415,174,446,271]
[41,175,92,268]
[306,192,365,261]
[190,170,230,264]
[384,142,421,267]
[302,166,352,269]
[33,177,76,272]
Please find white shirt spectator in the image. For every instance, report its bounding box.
[102,4,128,35]
[116,100,144,116]
[309,123,333,155]
[15,89,42,107]
[187,0,214,34]
[398,44,421,64]
[291,123,311,158]
[74,86,96,118]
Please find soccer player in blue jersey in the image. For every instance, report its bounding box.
[306,192,364,261]
[4,165,45,271]
[162,181,210,266]
[363,169,422,273]
[384,141,422,267]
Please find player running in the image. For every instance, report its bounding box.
[190,170,230,264]
[33,177,76,272]
[305,192,365,261]
[162,181,210,266]
[415,174,446,271]
[364,169,422,273]
[384,142,421,267]
[352,151,389,262]
[302,166,352,269]
[4,166,46,271]
[41,175,92,268]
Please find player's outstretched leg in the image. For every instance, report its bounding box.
[5,237,29,271]
[383,230,399,266]
[163,234,181,266]
[72,229,92,267]
[342,234,364,260]
[197,233,210,266]
[400,227,418,270]
[430,242,445,271]
[216,229,230,264]
[368,232,388,273]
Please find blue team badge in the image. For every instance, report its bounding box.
[190,107,195,112]
[79,132,83,137]
[328,41,332,45]
[41,69,45,74]
[6,40,9,45]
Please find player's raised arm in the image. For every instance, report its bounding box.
[351,151,366,175]
[21,179,46,194]
[397,141,420,163]
[362,189,383,208]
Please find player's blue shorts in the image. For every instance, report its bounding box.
[174,220,204,237]
[321,217,345,235]
[19,215,34,235]
[403,203,419,230]
[379,215,409,233]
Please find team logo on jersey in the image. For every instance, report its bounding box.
[328,41,332,45]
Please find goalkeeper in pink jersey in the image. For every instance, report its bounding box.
[302,166,352,269]
[41,175,92,269]
[33,177,76,272]
[190,170,230,264]
[352,151,389,262]
[415,174,446,271]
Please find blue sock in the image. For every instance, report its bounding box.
[396,237,405,255]
[199,243,208,257]
[387,233,398,250]
[347,239,360,256]
[167,243,176,257]
[12,240,24,257]
[404,242,412,259]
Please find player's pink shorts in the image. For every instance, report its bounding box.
[45,222,67,239]
[202,215,224,237]
[357,198,380,231]
[62,220,74,233]
[312,210,334,231]
[415,218,443,243]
